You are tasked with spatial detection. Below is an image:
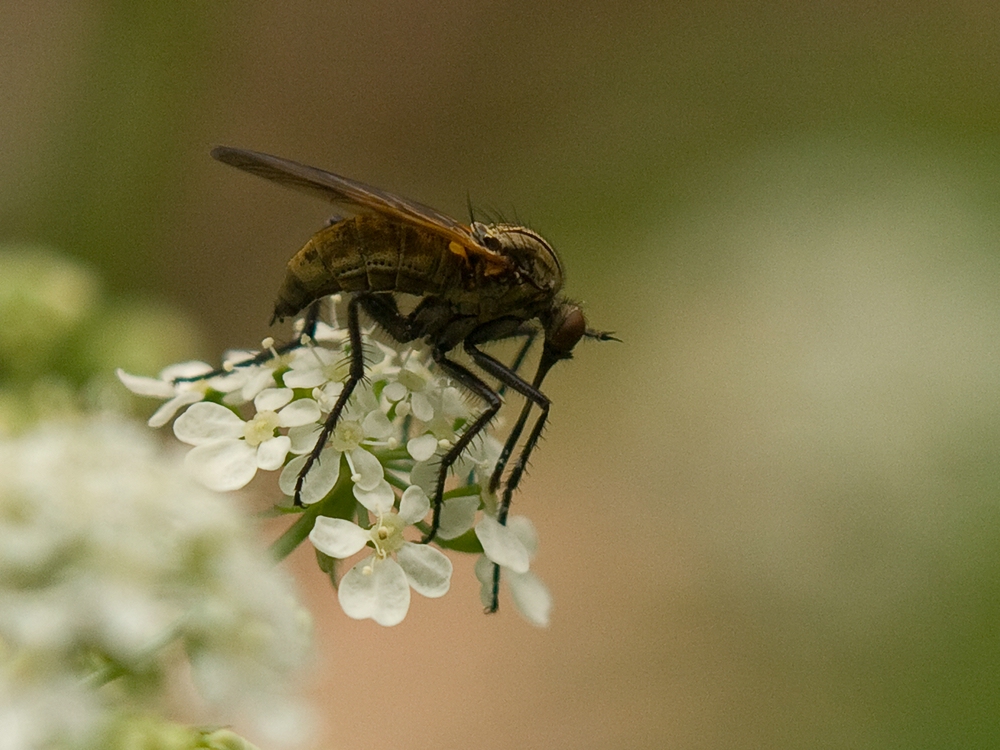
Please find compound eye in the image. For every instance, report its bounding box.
[482,234,502,253]
[547,304,587,355]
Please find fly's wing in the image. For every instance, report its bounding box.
[212,146,504,266]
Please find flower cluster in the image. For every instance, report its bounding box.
[119,304,552,627]
[0,418,312,749]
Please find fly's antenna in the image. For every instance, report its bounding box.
[466,191,476,224]
[585,328,620,342]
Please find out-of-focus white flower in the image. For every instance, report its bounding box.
[476,515,552,627]
[309,486,452,626]
[0,418,313,748]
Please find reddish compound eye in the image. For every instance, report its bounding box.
[546,303,586,355]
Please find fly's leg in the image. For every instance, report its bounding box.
[352,295,500,544]
[459,328,536,488]
[292,296,367,505]
[468,332,575,613]
[422,353,501,543]
[172,299,325,384]
[462,339,553,614]
[297,298,323,340]
[294,293,420,505]
[486,382,552,614]
[501,329,538,394]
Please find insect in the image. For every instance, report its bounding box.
[211,146,614,611]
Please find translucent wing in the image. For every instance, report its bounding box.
[212,146,496,261]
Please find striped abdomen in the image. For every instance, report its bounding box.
[272,214,468,321]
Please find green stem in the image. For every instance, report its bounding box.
[269,502,324,562]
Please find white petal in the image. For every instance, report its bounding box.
[309,516,369,558]
[209,370,247,395]
[353,479,395,514]
[116,369,175,397]
[382,381,407,402]
[222,349,256,367]
[256,435,291,471]
[410,392,434,422]
[255,387,293,412]
[475,516,530,574]
[406,433,438,462]
[352,386,379,414]
[397,543,452,598]
[279,450,342,505]
[147,391,203,428]
[184,440,258,491]
[241,368,276,401]
[159,360,215,380]
[507,515,539,558]
[440,386,470,419]
[437,495,480,540]
[362,409,394,439]
[278,398,321,427]
[348,447,383,491]
[398,485,430,524]
[173,402,244,445]
[338,557,410,626]
[408,459,437,494]
[288,424,322,454]
[278,453,307,496]
[507,570,552,627]
[282,363,328,389]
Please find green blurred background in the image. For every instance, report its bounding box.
[5,2,1000,748]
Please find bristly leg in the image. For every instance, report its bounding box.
[292,296,368,505]
[346,304,551,544]
[329,296,508,542]
[483,343,567,613]
[171,300,325,384]
[424,351,501,542]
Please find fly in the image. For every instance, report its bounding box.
[210,146,615,611]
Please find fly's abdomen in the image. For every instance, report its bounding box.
[272,215,465,321]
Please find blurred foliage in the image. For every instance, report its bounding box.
[0,244,202,432]
[6,4,226,293]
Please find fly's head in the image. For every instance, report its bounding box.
[537,299,619,381]
[472,222,563,293]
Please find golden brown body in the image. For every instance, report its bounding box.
[274,214,562,333]
[273,214,466,319]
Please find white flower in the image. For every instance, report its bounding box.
[383,355,436,421]
[309,486,452,626]
[475,515,552,627]
[0,418,313,746]
[436,494,480,540]
[281,345,346,389]
[174,389,320,491]
[453,433,503,486]
[117,361,217,427]
[423,385,473,444]
[279,387,394,505]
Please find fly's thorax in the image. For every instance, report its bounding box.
[472,222,563,295]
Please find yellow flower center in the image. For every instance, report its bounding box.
[243,410,281,447]
[370,513,406,558]
[331,419,364,452]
